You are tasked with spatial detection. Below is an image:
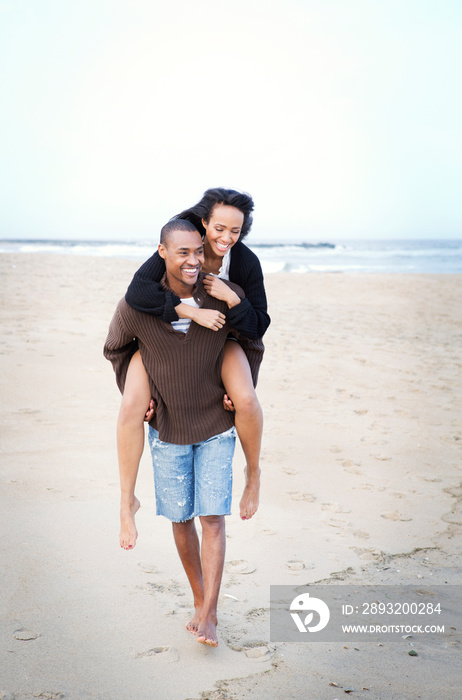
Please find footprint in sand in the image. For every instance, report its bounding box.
[341,460,363,475]
[342,459,361,468]
[440,433,462,445]
[372,454,392,461]
[245,608,268,620]
[381,510,412,521]
[286,560,315,571]
[286,560,305,571]
[260,528,276,536]
[282,466,299,475]
[245,645,272,659]
[442,502,462,525]
[138,562,161,574]
[13,628,40,641]
[353,547,386,562]
[135,646,179,662]
[287,491,316,503]
[361,436,387,445]
[325,517,352,529]
[321,503,352,514]
[394,408,410,416]
[225,560,256,574]
[443,484,462,498]
[351,529,370,540]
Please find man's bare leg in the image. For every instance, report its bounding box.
[221,341,262,520]
[171,519,204,634]
[117,351,152,550]
[172,516,226,645]
[195,515,226,646]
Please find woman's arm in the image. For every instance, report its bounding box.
[224,245,271,339]
[125,251,228,330]
[125,251,180,323]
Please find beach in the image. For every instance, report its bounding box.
[1,253,461,699]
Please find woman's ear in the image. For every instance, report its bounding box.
[201,218,208,230]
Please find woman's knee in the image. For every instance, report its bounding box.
[222,344,258,408]
[119,352,151,422]
[118,398,146,426]
[119,384,150,424]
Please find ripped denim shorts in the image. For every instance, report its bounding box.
[148,426,236,522]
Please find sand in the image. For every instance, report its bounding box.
[0,254,461,700]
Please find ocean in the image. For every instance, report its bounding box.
[0,239,461,274]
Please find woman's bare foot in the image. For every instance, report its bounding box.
[240,466,260,520]
[120,496,141,550]
[186,606,202,635]
[196,614,219,647]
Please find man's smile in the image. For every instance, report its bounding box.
[181,265,200,276]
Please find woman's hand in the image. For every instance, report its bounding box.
[191,307,226,331]
[144,399,156,422]
[223,394,235,412]
[176,302,226,331]
[203,274,240,308]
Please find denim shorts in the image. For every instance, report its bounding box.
[148,426,236,522]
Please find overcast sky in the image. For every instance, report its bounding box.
[1,0,461,242]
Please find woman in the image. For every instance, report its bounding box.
[118,188,270,549]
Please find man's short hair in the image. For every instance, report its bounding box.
[160,218,200,246]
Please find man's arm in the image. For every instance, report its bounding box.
[103,300,139,394]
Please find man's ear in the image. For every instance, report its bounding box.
[158,243,167,260]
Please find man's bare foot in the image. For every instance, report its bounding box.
[186,606,202,635]
[120,496,140,550]
[240,466,260,520]
[196,614,219,647]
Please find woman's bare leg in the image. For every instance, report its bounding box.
[221,341,262,520]
[117,350,151,550]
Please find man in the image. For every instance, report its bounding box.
[104,219,247,647]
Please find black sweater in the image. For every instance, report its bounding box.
[125,241,270,340]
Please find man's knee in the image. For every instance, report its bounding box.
[200,514,225,531]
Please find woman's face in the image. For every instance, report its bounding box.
[202,204,244,257]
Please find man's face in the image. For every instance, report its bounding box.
[158,229,204,291]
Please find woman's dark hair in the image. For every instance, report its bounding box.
[172,187,254,241]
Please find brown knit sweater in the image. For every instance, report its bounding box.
[104,275,263,445]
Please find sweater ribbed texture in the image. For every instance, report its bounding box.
[104,277,263,445]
